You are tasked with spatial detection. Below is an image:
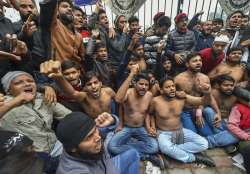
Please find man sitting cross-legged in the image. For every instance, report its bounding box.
[108,65,165,169]
[147,76,215,166]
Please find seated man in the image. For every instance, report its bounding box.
[228,103,250,151]
[0,71,71,156]
[147,76,215,166]
[174,52,221,135]
[41,60,116,118]
[208,47,247,84]
[108,67,164,169]
[56,112,140,174]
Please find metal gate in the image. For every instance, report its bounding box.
[82,0,227,31]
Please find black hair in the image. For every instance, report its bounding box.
[134,72,149,83]
[61,60,81,72]
[159,76,174,88]
[83,71,101,85]
[58,0,73,7]
[212,18,224,25]
[129,54,140,62]
[128,16,139,25]
[157,16,171,28]
[242,14,249,20]
[134,42,144,49]
[97,9,107,21]
[186,52,201,62]
[228,10,244,20]
[226,47,243,56]
[216,74,235,85]
[73,6,86,16]
[95,43,107,52]
[161,55,171,63]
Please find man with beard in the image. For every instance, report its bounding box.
[40,60,117,119]
[7,0,52,85]
[40,0,85,64]
[208,47,247,83]
[205,75,240,149]
[194,20,215,51]
[147,76,215,166]
[174,52,221,136]
[108,68,164,169]
[199,34,229,74]
[165,13,196,73]
[56,112,140,174]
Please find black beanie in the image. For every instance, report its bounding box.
[56,112,96,151]
[0,130,33,157]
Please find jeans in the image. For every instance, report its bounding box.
[108,126,158,159]
[201,108,239,148]
[157,128,208,163]
[112,149,140,174]
[181,108,213,135]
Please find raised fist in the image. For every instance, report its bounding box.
[40,60,63,79]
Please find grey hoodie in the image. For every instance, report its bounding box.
[56,150,118,174]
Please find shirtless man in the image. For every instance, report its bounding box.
[108,66,164,169]
[174,52,221,135]
[147,76,215,166]
[208,47,246,83]
[40,60,116,118]
[206,75,240,149]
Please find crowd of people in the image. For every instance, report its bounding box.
[0,0,250,173]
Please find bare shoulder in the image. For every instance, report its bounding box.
[103,87,116,96]
[145,91,153,98]
[197,72,210,80]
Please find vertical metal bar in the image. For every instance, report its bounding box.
[90,5,93,13]
[201,0,205,12]
[177,0,181,14]
[170,0,173,19]
[207,0,212,20]
[194,0,199,14]
[213,0,219,19]
[83,6,86,13]
[200,0,205,20]
[187,0,191,15]
[164,0,167,14]
[150,0,153,25]
[144,2,146,32]
[158,0,160,12]
[220,10,224,18]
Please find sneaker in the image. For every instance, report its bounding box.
[145,161,161,174]
[195,153,216,167]
[225,145,238,154]
[147,154,165,170]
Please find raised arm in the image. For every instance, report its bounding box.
[115,64,139,103]
[0,93,35,118]
[40,60,86,102]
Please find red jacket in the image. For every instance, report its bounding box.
[199,48,225,74]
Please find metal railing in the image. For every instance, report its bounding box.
[81,0,227,31]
